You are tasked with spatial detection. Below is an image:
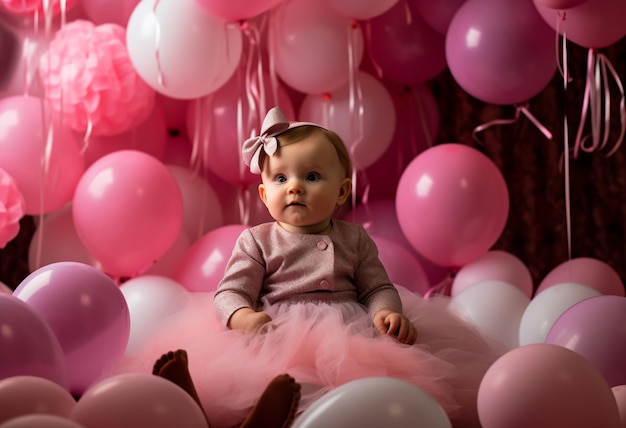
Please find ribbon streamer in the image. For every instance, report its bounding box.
[472,104,553,145]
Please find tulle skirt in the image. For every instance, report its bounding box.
[114,286,504,428]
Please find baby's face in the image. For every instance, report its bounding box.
[258,133,351,234]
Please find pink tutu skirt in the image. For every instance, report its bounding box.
[115,286,504,428]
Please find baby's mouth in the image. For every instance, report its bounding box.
[287,200,304,207]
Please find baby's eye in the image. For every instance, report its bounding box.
[275,174,287,183]
[306,172,321,182]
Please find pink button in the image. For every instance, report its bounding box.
[317,241,328,250]
[320,279,331,289]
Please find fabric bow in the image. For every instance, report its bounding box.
[242,107,291,174]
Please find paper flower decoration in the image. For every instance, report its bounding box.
[39,20,155,136]
[0,167,25,249]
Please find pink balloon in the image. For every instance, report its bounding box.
[545,295,626,387]
[452,250,533,298]
[0,415,85,428]
[0,376,76,424]
[612,385,626,428]
[0,295,68,389]
[396,143,509,268]
[73,150,183,278]
[126,0,243,99]
[367,0,447,84]
[299,71,396,169]
[414,0,467,34]
[143,228,191,279]
[82,104,167,168]
[370,235,430,296]
[0,96,85,215]
[186,67,294,185]
[535,0,588,9]
[478,344,621,428]
[534,0,626,48]
[156,94,189,137]
[195,0,283,21]
[271,0,364,94]
[175,224,248,292]
[13,262,130,396]
[81,0,140,25]
[327,0,399,20]
[446,0,557,105]
[536,257,625,297]
[70,373,208,428]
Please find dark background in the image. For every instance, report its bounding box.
[2,37,625,293]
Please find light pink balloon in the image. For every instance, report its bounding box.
[536,257,624,297]
[0,415,84,428]
[175,224,248,292]
[327,0,399,20]
[612,385,626,428]
[0,376,76,424]
[73,150,183,278]
[396,143,509,268]
[195,0,283,21]
[0,96,85,215]
[299,71,396,169]
[446,0,556,105]
[534,0,626,48]
[414,0,467,34]
[452,250,533,298]
[70,373,208,428]
[478,344,621,428]
[271,0,364,94]
[367,0,447,84]
[126,0,243,99]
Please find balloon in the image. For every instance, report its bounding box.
[142,228,191,279]
[612,385,626,428]
[271,0,364,94]
[396,143,509,267]
[367,0,447,84]
[156,94,189,137]
[28,205,101,272]
[0,0,79,16]
[477,344,621,428]
[414,0,467,34]
[534,0,626,48]
[195,0,283,21]
[370,235,430,296]
[0,415,84,428]
[0,95,85,215]
[0,376,76,424]
[446,0,556,105]
[0,295,68,388]
[535,257,624,297]
[534,0,588,8]
[175,224,248,292]
[126,0,243,99]
[293,377,452,428]
[450,280,529,349]
[518,282,600,345]
[81,0,140,26]
[13,262,130,396]
[0,19,18,92]
[545,295,626,387]
[327,0,399,20]
[452,250,533,298]
[0,166,25,249]
[73,150,183,278]
[70,373,208,428]
[299,71,396,169]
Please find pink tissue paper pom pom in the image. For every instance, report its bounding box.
[1,0,79,16]
[39,20,155,136]
[0,167,25,249]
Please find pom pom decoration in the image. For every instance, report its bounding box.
[39,20,155,136]
[0,167,25,249]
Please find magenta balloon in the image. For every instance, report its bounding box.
[367,0,447,84]
[478,344,621,428]
[446,0,556,105]
[73,150,183,278]
[396,144,509,267]
[0,415,85,428]
[175,224,249,292]
[545,295,626,387]
[0,96,85,215]
[0,376,76,423]
[13,262,130,396]
[414,0,467,34]
[534,0,626,48]
[0,295,68,388]
[536,257,624,297]
[327,0,399,20]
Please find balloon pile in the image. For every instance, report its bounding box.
[1,0,626,427]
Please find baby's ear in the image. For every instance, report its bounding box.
[258,184,268,206]
[336,178,352,206]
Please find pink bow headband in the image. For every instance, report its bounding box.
[242,106,319,174]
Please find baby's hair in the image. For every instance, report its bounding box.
[259,125,353,178]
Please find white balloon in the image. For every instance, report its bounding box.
[518,282,601,346]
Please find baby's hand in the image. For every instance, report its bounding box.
[228,307,272,332]
[373,308,418,345]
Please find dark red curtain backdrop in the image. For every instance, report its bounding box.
[2,38,625,291]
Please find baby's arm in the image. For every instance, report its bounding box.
[228,307,272,332]
[373,308,418,345]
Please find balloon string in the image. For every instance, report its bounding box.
[472,104,553,144]
[410,86,434,149]
[560,27,572,261]
[347,21,364,210]
[424,269,457,298]
[152,0,166,87]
